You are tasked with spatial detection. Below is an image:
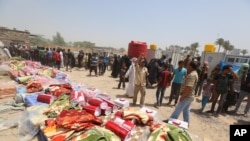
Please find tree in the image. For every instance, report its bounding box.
[215,38,224,52]
[29,36,51,46]
[190,42,199,56]
[223,40,234,54]
[73,41,95,48]
[241,49,248,56]
[119,48,125,52]
[52,32,66,46]
[182,46,191,56]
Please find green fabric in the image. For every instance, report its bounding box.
[49,94,69,108]
[167,125,192,141]
[148,124,192,141]
[148,128,164,141]
[78,126,121,141]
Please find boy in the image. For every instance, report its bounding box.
[155,64,171,108]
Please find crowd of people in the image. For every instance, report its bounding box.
[122,54,250,126]
[4,43,131,77]
[3,43,250,125]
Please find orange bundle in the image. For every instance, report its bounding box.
[56,109,102,131]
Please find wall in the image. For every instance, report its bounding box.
[0,27,30,46]
[200,52,225,76]
[162,51,182,68]
[145,49,162,62]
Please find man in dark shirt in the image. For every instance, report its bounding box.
[207,65,238,116]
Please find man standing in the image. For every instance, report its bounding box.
[166,61,198,124]
[166,58,174,74]
[207,65,238,116]
[125,57,137,98]
[233,66,250,117]
[60,50,64,68]
[65,49,73,72]
[133,55,149,107]
[167,60,187,106]
[89,53,98,76]
[183,55,191,68]
[155,64,171,108]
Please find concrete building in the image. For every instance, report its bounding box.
[0,26,32,46]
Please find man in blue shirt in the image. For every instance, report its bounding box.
[167,60,187,106]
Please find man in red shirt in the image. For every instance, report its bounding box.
[155,64,171,108]
[54,50,61,70]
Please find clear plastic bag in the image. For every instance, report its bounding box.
[0,110,40,141]
[18,110,40,141]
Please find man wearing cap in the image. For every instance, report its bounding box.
[133,55,149,107]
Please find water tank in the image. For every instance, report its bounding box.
[150,44,157,50]
[128,41,147,58]
[204,44,216,52]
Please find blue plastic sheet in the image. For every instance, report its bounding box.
[218,61,240,72]
[24,92,47,107]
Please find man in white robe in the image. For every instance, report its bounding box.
[60,50,64,68]
[125,57,137,98]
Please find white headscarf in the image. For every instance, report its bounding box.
[130,57,137,62]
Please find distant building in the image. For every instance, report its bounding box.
[224,54,250,66]
[229,49,241,56]
[0,26,36,46]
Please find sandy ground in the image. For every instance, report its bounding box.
[0,68,250,141]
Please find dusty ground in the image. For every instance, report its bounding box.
[0,68,250,141]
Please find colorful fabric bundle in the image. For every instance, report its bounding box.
[26,80,43,93]
[10,70,19,78]
[43,119,57,134]
[16,75,33,83]
[148,123,192,141]
[56,109,102,131]
[70,126,121,141]
[122,108,154,126]
[167,124,192,141]
[44,94,70,118]
[70,90,86,106]
[38,68,56,78]
[48,83,72,97]
[148,124,170,141]
[0,81,16,99]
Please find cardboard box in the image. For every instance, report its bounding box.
[168,118,188,129]
[114,98,130,108]
[140,107,157,119]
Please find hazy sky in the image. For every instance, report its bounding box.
[1,0,250,52]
